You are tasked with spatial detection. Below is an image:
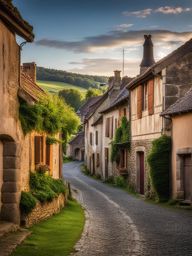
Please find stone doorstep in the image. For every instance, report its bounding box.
[0,228,31,256]
[0,221,19,238]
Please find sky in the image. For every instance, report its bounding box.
[13,0,192,77]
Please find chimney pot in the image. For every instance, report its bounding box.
[140,35,155,74]
[22,62,37,83]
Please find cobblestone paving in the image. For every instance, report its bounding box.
[63,162,192,256]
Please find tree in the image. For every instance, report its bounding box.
[59,88,83,111]
[85,88,102,100]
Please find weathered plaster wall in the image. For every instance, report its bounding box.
[171,113,192,199]
[131,76,163,141]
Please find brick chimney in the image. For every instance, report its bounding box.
[22,62,36,83]
[140,35,155,74]
[113,70,121,89]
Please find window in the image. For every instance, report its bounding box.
[96,153,100,167]
[90,132,93,145]
[142,83,148,111]
[123,108,127,117]
[120,149,127,169]
[105,118,110,137]
[115,118,118,130]
[34,136,44,165]
[95,131,98,145]
[110,117,114,139]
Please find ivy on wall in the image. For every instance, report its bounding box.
[19,95,80,136]
[147,135,172,202]
[111,116,131,163]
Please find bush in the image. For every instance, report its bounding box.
[36,164,50,174]
[114,176,127,188]
[147,135,171,202]
[30,172,65,203]
[20,191,37,214]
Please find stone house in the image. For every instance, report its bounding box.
[0,1,62,225]
[161,88,192,203]
[126,35,192,195]
[68,131,85,161]
[84,71,131,179]
[67,96,101,161]
[100,86,129,178]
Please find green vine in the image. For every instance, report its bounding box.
[19,95,80,136]
[46,136,63,145]
[147,135,171,202]
[111,116,131,162]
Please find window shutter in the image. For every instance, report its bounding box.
[110,117,114,139]
[148,79,154,115]
[34,136,41,165]
[137,85,142,119]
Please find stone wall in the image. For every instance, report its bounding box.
[128,139,153,194]
[22,194,65,227]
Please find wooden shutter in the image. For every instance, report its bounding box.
[110,117,114,139]
[148,79,154,115]
[95,131,98,145]
[34,136,41,164]
[137,85,143,119]
[105,118,110,137]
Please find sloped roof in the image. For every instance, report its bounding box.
[18,72,46,103]
[69,131,85,146]
[100,87,128,114]
[77,96,102,117]
[92,115,103,126]
[0,0,34,41]
[127,38,192,89]
[161,88,192,117]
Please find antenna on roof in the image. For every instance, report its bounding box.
[122,48,125,77]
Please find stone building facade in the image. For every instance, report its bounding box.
[0,1,62,225]
[161,88,192,202]
[127,36,192,195]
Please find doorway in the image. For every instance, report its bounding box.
[105,148,109,179]
[183,154,192,201]
[137,151,145,194]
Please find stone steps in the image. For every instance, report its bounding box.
[0,221,19,238]
[0,221,31,256]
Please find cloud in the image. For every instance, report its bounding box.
[36,30,192,53]
[114,23,133,31]
[123,6,191,18]
[155,6,191,14]
[123,8,152,18]
[68,58,139,76]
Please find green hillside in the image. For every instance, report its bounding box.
[37,80,87,94]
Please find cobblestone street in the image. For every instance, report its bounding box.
[63,162,192,256]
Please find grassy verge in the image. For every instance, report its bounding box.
[12,200,85,256]
[63,156,73,163]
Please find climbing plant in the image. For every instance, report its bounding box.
[111,116,131,162]
[147,135,172,202]
[19,95,80,137]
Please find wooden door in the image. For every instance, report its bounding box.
[184,155,192,201]
[139,152,144,195]
[105,148,109,179]
[0,141,3,213]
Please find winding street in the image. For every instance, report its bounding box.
[63,162,192,256]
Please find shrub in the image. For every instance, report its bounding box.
[114,176,127,188]
[30,172,65,203]
[36,164,50,174]
[147,135,171,202]
[20,191,37,214]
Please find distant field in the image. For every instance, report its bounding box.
[37,80,87,94]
